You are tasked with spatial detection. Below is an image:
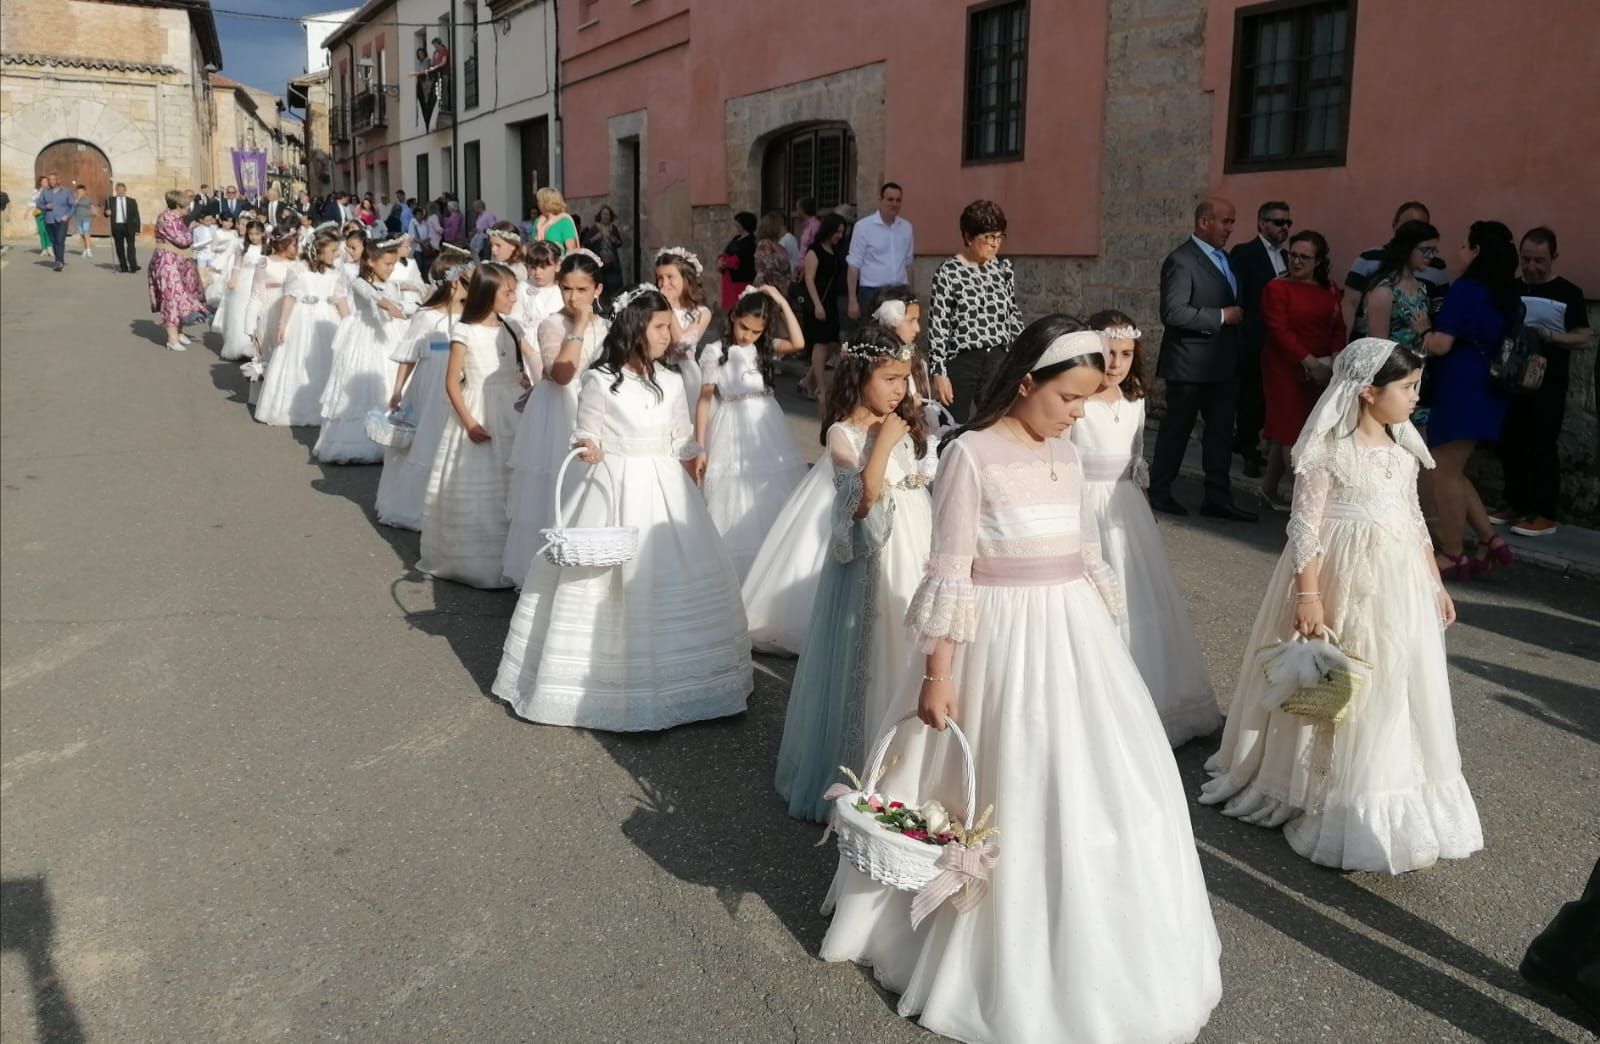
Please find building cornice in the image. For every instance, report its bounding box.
[1,51,181,75]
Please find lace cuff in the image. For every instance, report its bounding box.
[675,438,705,461]
[906,554,977,651]
[1083,538,1126,623]
[1130,457,1150,492]
[1286,516,1324,574]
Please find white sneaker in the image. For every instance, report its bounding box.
[178,334,192,345]
[166,341,187,352]
[84,248,93,258]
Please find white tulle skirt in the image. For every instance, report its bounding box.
[703,394,808,581]
[821,578,1222,1044]
[493,451,753,731]
[741,457,834,656]
[1084,476,1221,746]
[375,352,449,530]
[256,299,341,427]
[1199,516,1483,873]
[416,372,522,588]
[502,378,583,588]
[313,319,400,464]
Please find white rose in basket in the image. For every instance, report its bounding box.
[920,801,951,837]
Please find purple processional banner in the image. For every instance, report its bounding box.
[232,150,268,199]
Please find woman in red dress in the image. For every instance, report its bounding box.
[1259,230,1346,509]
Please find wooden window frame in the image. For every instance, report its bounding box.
[962,0,1029,167]
[1225,0,1358,174]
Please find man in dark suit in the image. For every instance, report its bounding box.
[1228,200,1293,478]
[260,187,294,228]
[1149,197,1258,522]
[216,185,246,223]
[322,193,345,223]
[104,182,142,273]
[187,184,215,222]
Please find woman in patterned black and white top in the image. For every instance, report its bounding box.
[926,199,1025,419]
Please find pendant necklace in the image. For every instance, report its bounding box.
[1011,419,1057,481]
[1111,397,1123,423]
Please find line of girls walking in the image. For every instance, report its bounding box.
[211,206,1483,1042]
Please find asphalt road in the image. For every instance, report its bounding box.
[2,247,1597,1043]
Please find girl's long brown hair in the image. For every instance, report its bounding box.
[655,255,706,311]
[1087,308,1147,401]
[822,328,928,459]
[460,261,516,324]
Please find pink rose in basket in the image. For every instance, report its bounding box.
[889,801,905,810]
[902,829,929,841]
[865,794,885,812]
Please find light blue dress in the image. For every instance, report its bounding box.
[774,422,933,822]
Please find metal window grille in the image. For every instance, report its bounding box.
[1230,0,1354,169]
[964,0,1028,163]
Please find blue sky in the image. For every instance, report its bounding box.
[213,0,344,102]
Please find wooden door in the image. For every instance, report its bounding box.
[516,116,548,229]
[35,139,114,236]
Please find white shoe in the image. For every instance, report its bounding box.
[84,248,93,258]
[166,341,187,352]
[178,334,192,345]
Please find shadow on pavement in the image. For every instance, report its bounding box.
[1454,601,1600,660]
[1174,745,1582,1041]
[0,876,87,1044]
[128,318,167,348]
[1451,656,1599,747]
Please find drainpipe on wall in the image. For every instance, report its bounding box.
[347,40,357,193]
[551,0,562,189]
[451,0,462,203]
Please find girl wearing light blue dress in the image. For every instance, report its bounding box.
[774,327,933,822]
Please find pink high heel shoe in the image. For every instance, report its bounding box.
[1437,551,1474,582]
[1473,534,1515,575]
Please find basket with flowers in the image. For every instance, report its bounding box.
[823,715,1000,928]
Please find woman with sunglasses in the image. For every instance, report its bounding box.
[1257,230,1347,510]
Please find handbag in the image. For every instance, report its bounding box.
[1485,302,1546,395]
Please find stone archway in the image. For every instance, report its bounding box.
[723,64,885,218]
[760,123,856,224]
[1,94,159,237]
[36,139,114,236]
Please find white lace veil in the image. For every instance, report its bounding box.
[1290,337,1434,475]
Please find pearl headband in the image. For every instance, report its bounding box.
[842,336,915,363]
[1030,330,1107,372]
[1099,325,1142,341]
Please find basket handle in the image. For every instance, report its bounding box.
[860,713,978,831]
[551,447,586,531]
[931,403,958,430]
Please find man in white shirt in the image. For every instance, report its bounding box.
[845,182,914,326]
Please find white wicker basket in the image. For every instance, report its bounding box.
[364,408,415,449]
[924,401,959,434]
[831,715,977,893]
[539,448,639,568]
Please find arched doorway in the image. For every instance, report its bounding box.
[35,139,113,236]
[761,123,856,230]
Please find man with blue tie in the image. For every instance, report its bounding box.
[217,185,245,223]
[1149,197,1258,522]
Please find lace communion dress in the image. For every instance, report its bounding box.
[493,364,753,732]
[773,422,932,821]
[820,428,1221,1044]
[699,341,809,580]
[740,454,835,656]
[313,278,407,464]
[255,267,346,427]
[374,309,456,530]
[1199,437,1484,873]
[502,313,609,588]
[669,305,709,409]
[218,241,262,360]
[416,322,527,588]
[1071,396,1221,746]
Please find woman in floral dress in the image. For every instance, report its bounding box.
[148,191,207,352]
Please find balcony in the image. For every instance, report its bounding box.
[351,90,388,134]
[330,103,350,144]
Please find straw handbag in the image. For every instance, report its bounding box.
[537,448,639,568]
[1257,628,1372,725]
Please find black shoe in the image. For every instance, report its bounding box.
[1149,495,1190,517]
[1243,455,1264,479]
[130,265,140,272]
[53,263,63,272]
[1201,502,1260,522]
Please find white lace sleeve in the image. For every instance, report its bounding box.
[698,342,723,389]
[1287,465,1333,574]
[1083,535,1126,623]
[571,369,608,451]
[536,316,566,369]
[1130,398,1150,490]
[1406,457,1433,551]
[905,438,980,650]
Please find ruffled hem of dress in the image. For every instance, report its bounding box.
[1200,766,1484,873]
[1159,698,1223,748]
[312,418,383,464]
[895,978,1222,1044]
[495,674,751,733]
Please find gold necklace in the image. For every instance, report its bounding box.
[1008,419,1057,481]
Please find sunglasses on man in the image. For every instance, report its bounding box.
[1265,218,1293,228]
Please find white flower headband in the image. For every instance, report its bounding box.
[487,227,521,244]
[737,284,763,301]
[655,246,703,277]
[1099,325,1142,341]
[372,235,406,252]
[842,337,916,363]
[873,299,910,327]
[1031,330,1107,372]
[442,260,476,283]
[610,283,658,316]
[566,247,603,266]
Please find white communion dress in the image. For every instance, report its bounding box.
[255,267,347,427]
[1199,436,1483,873]
[740,453,835,656]
[493,364,753,731]
[699,340,809,580]
[204,228,241,311]
[245,256,299,366]
[416,321,528,588]
[374,308,456,530]
[669,305,709,409]
[820,428,1221,1044]
[214,239,257,357]
[501,312,609,588]
[313,277,406,464]
[1071,395,1221,746]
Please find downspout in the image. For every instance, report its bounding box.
[451,0,461,200]
[552,0,563,188]
[346,40,357,192]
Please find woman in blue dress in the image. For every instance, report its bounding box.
[1421,220,1519,580]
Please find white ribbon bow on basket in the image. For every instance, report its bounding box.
[909,840,1000,929]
